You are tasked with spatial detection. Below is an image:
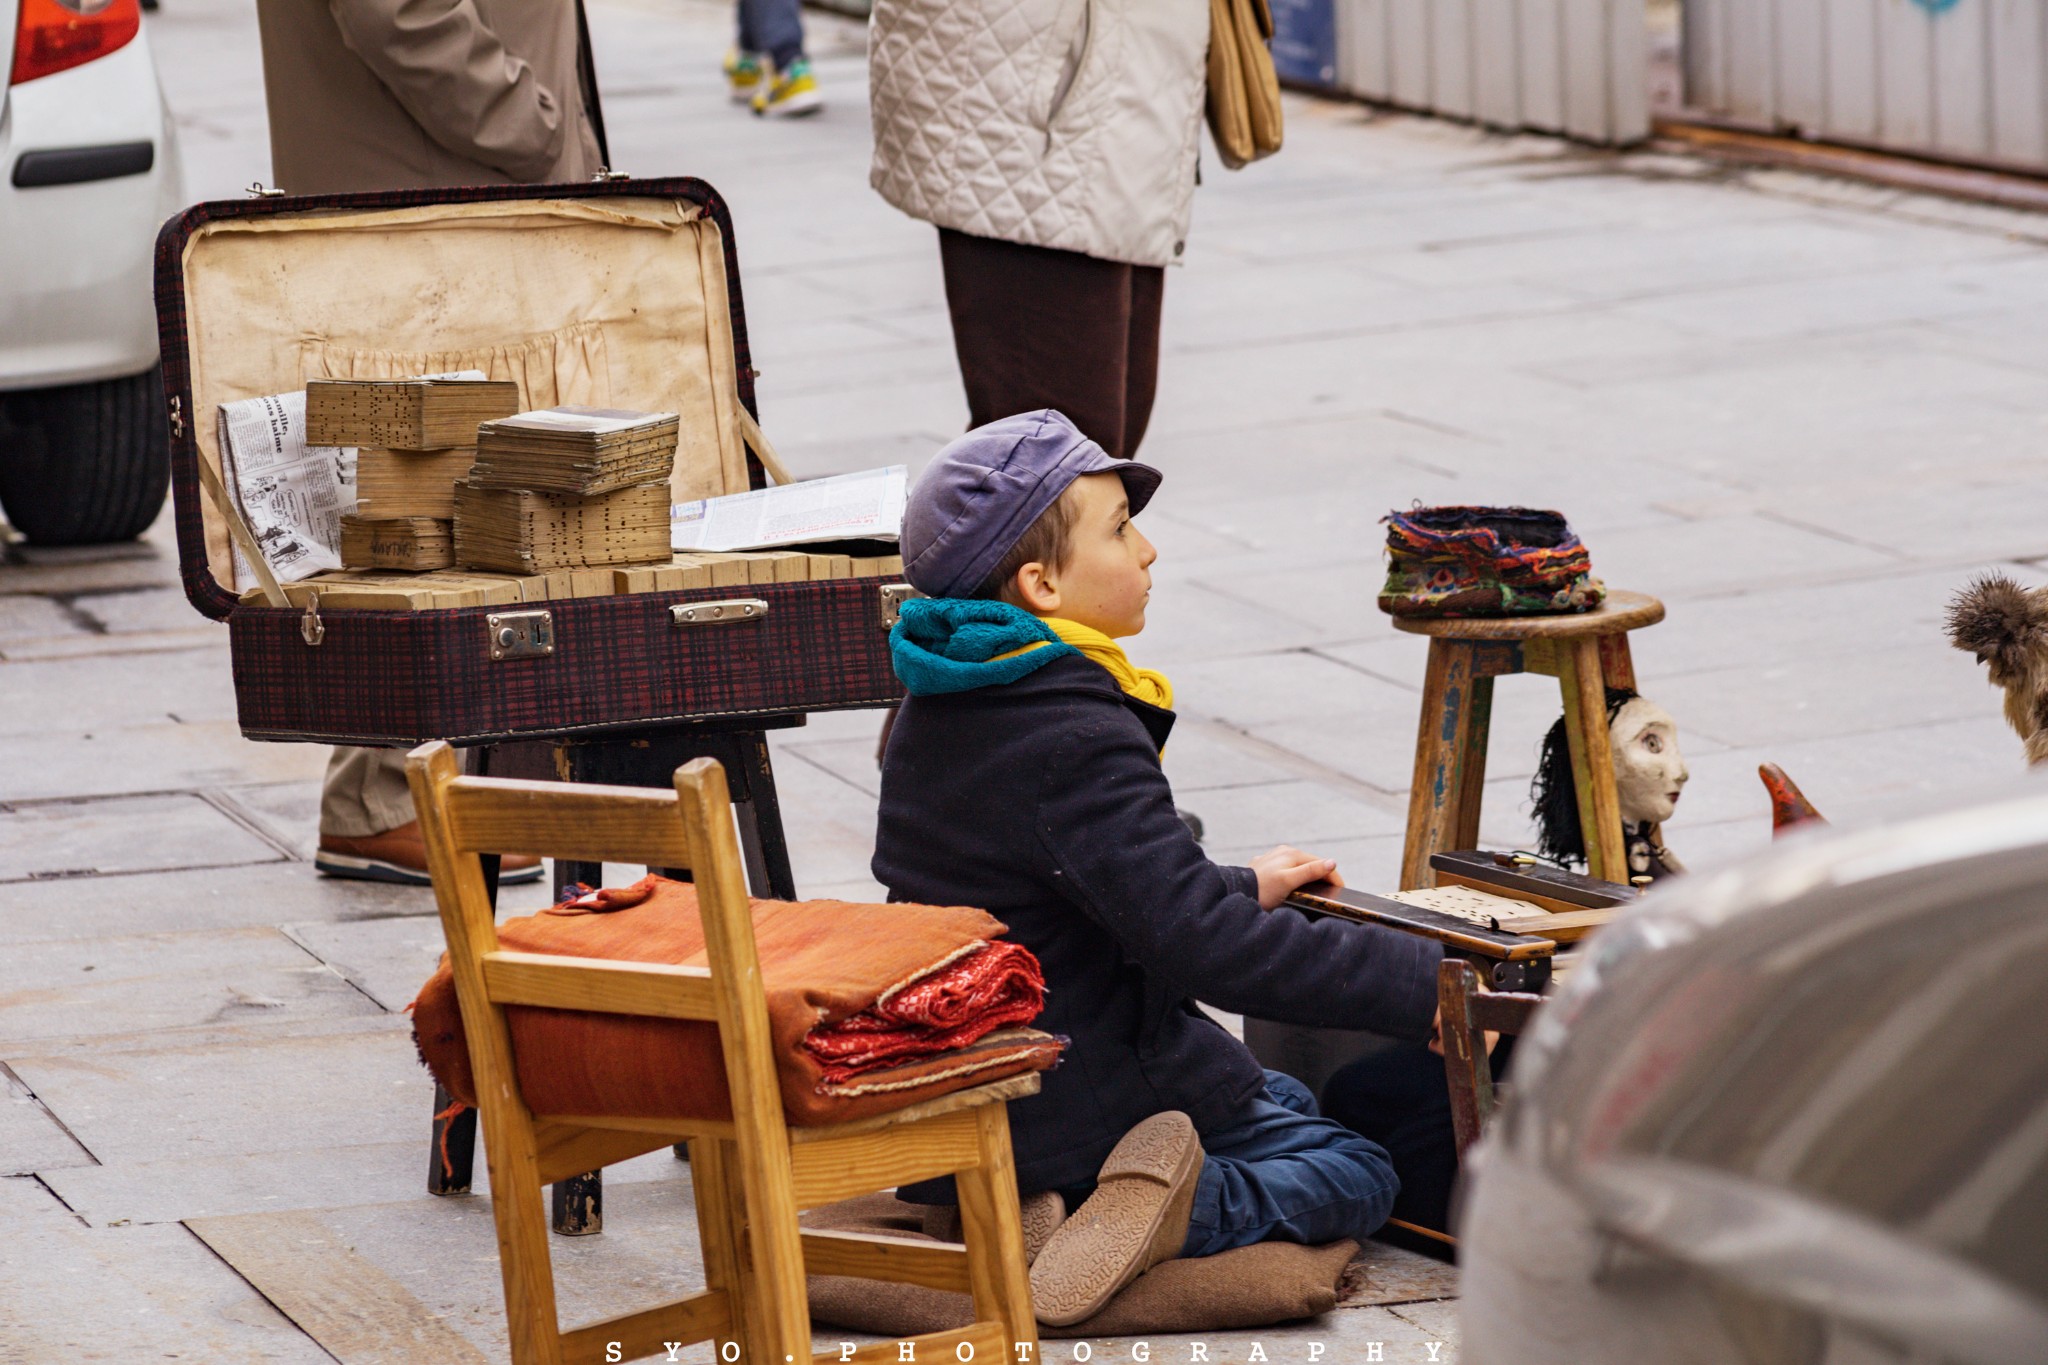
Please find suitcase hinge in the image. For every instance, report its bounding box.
[670,598,768,627]
[167,395,183,441]
[487,609,555,660]
[245,182,286,198]
[879,583,925,629]
[591,168,630,182]
[300,597,325,647]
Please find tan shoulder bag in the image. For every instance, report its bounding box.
[1206,0,1284,170]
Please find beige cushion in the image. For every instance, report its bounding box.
[802,1194,1357,1337]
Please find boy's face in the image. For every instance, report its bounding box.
[1024,471,1156,637]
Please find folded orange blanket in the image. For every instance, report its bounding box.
[411,876,1062,1128]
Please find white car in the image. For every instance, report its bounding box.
[0,0,182,545]
[1460,786,2048,1365]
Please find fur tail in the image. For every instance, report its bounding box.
[1947,573,2048,683]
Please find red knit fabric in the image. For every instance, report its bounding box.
[801,940,1047,1083]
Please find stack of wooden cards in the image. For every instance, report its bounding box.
[452,482,671,574]
[339,514,453,570]
[468,407,680,496]
[306,377,521,449]
[352,448,475,520]
[311,377,521,560]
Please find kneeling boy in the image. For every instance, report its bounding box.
[875,410,1444,1325]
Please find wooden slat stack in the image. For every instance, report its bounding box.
[454,408,680,574]
[308,377,521,566]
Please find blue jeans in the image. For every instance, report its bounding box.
[1182,1070,1401,1256]
[1057,1071,1400,1258]
[736,0,804,71]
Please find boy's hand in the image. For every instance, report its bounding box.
[1250,845,1343,910]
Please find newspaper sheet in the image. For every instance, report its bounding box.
[216,392,353,589]
[670,465,907,552]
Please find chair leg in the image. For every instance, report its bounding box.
[1558,636,1627,884]
[954,1103,1040,1358]
[1403,640,1481,889]
[483,1111,565,1365]
[1437,959,1490,1158]
[726,1137,811,1363]
[689,1139,751,1359]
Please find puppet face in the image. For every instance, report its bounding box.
[1612,697,1688,826]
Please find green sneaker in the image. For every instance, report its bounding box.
[723,48,764,104]
[752,57,823,118]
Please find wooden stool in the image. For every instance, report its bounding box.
[1393,590,1665,888]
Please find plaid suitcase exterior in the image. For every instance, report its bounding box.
[155,179,904,745]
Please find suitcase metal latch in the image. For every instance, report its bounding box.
[879,583,925,629]
[671,598,768,627]
[487,610,555,660]
[300,597,325,647]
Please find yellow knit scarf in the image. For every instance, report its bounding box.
[997,617,1174,711]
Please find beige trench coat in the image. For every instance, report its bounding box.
[255,0,605,195]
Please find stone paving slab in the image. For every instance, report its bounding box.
[0,860,435,944]
[1,1065,94,1176]
[0,1174,330,1364]
[283,914,450,1014]
[0,791,286,884]
[0,926,376,1042]
[0,718,328,802]
[0,643,242,736]
[4,1024,427,1165]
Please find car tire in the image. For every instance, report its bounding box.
[0,365,171,546]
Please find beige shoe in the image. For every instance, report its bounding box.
[921,1190,1067,1263]
[1028,1112,1203,1326]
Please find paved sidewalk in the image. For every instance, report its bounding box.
[4,0,2046,1359]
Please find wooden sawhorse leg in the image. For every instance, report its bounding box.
[427,720,804,1231]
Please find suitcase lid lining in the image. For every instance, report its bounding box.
[173,194,750,604]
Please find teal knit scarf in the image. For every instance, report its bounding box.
[889,598,1077,696]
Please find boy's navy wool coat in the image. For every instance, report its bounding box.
[874,652,1444,1197]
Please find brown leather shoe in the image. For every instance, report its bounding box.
[316,819,543,886]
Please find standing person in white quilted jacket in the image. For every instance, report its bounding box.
[868,0,1209,458]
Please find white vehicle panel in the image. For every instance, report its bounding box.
[0,24,182,390]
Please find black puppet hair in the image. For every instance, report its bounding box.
[1529,686,1638,866]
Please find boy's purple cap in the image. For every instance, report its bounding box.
[901,409,1162,598]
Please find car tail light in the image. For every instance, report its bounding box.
[10,0,140,86]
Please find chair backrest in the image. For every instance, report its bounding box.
[1439,957,1544,1156]
[404,741,789,1149]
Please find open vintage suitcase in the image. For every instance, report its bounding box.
[155,179,907,745]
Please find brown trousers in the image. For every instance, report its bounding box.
[937,228,1164,460]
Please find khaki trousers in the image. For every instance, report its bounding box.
[319,746,415,839]
[320,742,561,838]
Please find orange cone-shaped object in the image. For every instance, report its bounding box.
[1760,763,1826,834]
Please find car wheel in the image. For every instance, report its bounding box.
[0,365,171,546]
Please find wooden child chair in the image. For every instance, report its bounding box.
[405,741,1040,1365]
[1438,957,1544,1156]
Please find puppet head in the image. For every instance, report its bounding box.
[1610,696,1688,826]
[1530,687,1689,877]
[1947,573,2048,766]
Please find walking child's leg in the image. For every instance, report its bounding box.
[1181,1071,1400,1258]
[739,0,805,70]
